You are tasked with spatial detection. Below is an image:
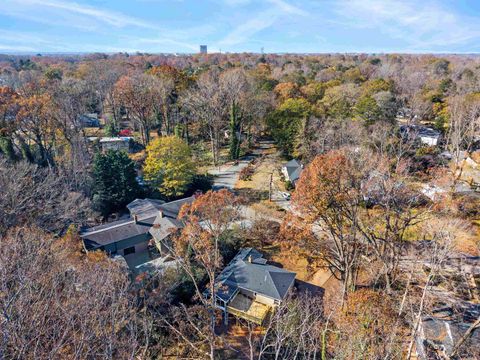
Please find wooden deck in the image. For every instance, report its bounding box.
[227,292,271,325]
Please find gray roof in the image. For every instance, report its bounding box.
[215,248,296,302]
[283,159,303,183]
[81,197,194,249]
[156,197,194,218]
[149,216,184,243]
[80,215,156,248]
[399,125,440,139]
[78,113,100,127]
[127,198,166,216]
[288,167,302,183]
[128,197,194,219]
[284,159,301,168]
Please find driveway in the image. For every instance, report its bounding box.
[270,190,292,211]
[209,155,255,190]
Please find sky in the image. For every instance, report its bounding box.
[1,0,480,54]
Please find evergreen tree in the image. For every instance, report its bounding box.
[0,133,16,161]
[229,101,241,160]
[92,150,140,217]
[104,120,119,137]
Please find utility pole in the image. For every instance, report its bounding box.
[269,172,273,202]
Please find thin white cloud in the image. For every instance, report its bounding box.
[334,0,480,49]
[2,0,159,29]
[127,36,198,51]
[0,44,37,52]
[217,10,277,47]
[0,0,206,52]
[0,29,72,52]
[217,0,307,48]
[224,0,252,5]
[266,0,307,16]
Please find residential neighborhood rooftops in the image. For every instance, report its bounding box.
[80,197,194,249]
[399,125,441,144]
[215,248,296,302]
[80,215,156,248]
[127,198,166,216]
[127,197,193,218]
[86,136,132,143]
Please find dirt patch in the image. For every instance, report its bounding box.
[235,145,286,194]
[259,243,312,281]
[218,321,266,359]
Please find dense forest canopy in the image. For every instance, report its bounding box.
[1,52,479,359]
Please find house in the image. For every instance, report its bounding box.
[400,125,441,146]
[87,136,132,152]
[213,248,296,325]
[78,113,100,128]
[80,197,194,269]
[281,159,303,186]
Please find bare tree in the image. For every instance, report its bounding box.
[405,218,462,359]
[0,157,90,235]
[114,73,158,145]
[0,226,142,359]
[256,293,324,360]
[158,190,242,359]
[183,70,228,165]
[446,95,480,188]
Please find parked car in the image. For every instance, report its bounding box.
[281,191,291,200]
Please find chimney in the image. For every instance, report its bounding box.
[133,214,138,223]
[247,255,252,263]
[158,210,163,218]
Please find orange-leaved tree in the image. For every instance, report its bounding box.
[164,189,242,359]
[114,74,157,145]
[290,150,364,300]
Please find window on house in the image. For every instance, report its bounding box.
[123,246,135,256]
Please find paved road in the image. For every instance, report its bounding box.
[209,155,255,190]
[271,190,292,212]
[207,141,297,224]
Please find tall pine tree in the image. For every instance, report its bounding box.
[92,150,140,217]
[229,101,241,160]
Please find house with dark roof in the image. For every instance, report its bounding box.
[80,197,194,269]
[213,248,296,325]
[78,113,100,128]
[400,125,441,146]
[281,159,303,186]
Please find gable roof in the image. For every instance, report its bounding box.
[156,196,194,218]
[127,198,166,217]
[149,216,184,243]
[283,159,303,183]
[80,215,156,249]
[81,197,195,249]
[287,166,302,183]
[399,125,441,139]
[216,248,296,302]
[128,197,194,218]
[284,159,301,168]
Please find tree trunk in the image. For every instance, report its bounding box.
[449,316,480,359]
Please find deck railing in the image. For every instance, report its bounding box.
[227,304,270,325]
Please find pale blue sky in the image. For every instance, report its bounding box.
[1,0,480,54]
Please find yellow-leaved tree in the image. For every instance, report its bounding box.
[143,136,195,197]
